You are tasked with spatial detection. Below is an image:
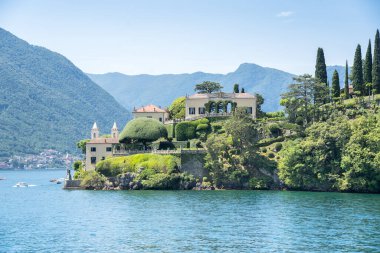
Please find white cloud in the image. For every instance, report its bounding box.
[277,11,294,18]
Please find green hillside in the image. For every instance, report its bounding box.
[0,28,130,157]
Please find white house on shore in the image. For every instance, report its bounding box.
[85,122,119,170]
[185,92,257,120]
[132,104,169,123]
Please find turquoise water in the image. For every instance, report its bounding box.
[0,169,379,253]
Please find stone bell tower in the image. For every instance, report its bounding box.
[111,122,119,140]
[91,122,99,139]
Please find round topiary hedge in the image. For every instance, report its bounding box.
[119,118,168,144]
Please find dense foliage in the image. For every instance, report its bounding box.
[175,118,210,141]
[279,113,380,192]
[119,118,167,145]
[94,154,195,190]
[194,81,223,93]
[168,96,185,119]
[205,109,276,189]
[0,28,129,157]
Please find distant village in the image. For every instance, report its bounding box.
[0,149,80,170]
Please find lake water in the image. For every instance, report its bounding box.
[0,169,379,253]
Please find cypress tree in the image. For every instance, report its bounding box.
[233,84,239,93]
[332,70,340,98]
[315,48,328,85]
[344,60,350,99]
[373,29,380,93]
[352,44,364,95]
[241,88,245,93]
[364,39,372,87]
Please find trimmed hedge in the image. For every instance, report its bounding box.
[175,118,210,141]
[119,118,167,143]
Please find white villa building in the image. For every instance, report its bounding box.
[132,104,169,123]
[85,122,119,170]
[185,92,257,120]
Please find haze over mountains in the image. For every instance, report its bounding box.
[0,28,130,157]
[88,65,349,112]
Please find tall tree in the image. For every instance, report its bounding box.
[241,88,245,93]
[364,39,372,86]
[233,84,239,93]
[373,29,380,94]
[315,48,328,85]
[352,44,364,95]
[332,70,340,98]
[281,74,326,125]
[344,60,350,99]
[194,81,223,94]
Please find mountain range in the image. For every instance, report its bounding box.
[0,28,130,157]
[88,65,350,112]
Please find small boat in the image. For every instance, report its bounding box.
[56,181,62,184]
[15,182,28,187]
[0,177,6,180]
[49,178,58,182]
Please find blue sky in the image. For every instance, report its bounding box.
[0,0,379,75]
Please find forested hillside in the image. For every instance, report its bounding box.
[0,28,130,157]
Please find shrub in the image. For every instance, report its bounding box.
[268,152,275,158]
[73,160,83,171]
[96,154,180,177]
[175,118,210,141]
[196,123,209,131]
[119,118,167,144]
[165,124,175,138]
[268,123,282,136]
[261,147,267,153]
[274,142,283,152]
[175,121,196,141]
[80,171,106,189]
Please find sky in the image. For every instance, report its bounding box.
[0,0,379,75]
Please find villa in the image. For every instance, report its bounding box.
[85,91,257,170]
[85,122,119,170]
[185,92,257,120]
[133,104,169,123]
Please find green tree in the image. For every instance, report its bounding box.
[76,139,90,154]
[373,29,380,93]
[205,110,274,189]
[255,93,265,118]
[315,47,328,85]
[168,97,185,119]
[332,69,340,98]
[119,118,168,146]
[281,74,327,126]
[194,81,223,93]
[279,116,351,191]
[241,87,245,93]
[233,83,239,93]
[344,60,350,99]
[364,39,372,90]
[352,44,364,95]
[339,115,380,192]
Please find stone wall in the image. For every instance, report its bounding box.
[179,153,208,179]
[63,179,82,189]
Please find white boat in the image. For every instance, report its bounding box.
[15,182,28,187]
[0,177,6,180]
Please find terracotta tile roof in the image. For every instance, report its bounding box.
[134,104,167,113]
[87,138,119,144]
